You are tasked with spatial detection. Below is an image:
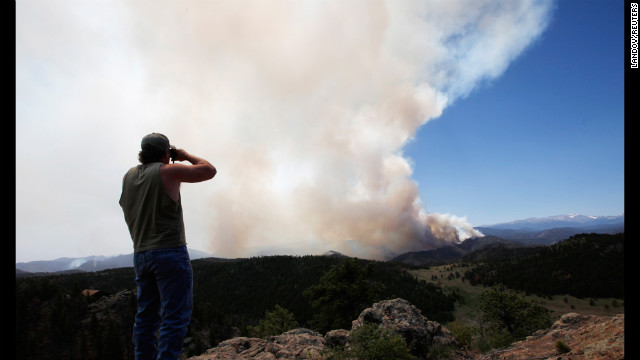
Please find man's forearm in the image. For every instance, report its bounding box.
[184,153,213,167]
[172,149,217,181]
[184,152,217,180]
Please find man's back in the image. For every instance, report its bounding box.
[120,162,186,253]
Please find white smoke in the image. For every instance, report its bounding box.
[117,0,553,259]
[16,0,553,261]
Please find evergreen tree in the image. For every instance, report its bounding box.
[463,233,624,298]
[304,258,382,332]
[477,284,552,342]
[100,317,124,360]
[247,305,299,338]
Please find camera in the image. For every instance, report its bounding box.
[169,146,177,162]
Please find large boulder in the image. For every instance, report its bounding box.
[352,298,459,359]
[324,329,349,348]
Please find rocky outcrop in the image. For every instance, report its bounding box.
[188,298,460,360]
[479,312,625,360]
[352,298,460,359]
[188,328,326,360]
[187,301,624,360]
[80,289,135,326]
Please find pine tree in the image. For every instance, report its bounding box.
[477,284,552,341]
[304,258,382,332]
[247,305,299,338]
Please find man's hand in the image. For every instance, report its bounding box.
[172,148,190,163]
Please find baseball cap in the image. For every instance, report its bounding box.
[141,133,170,150]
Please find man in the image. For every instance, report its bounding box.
[119,133,216,360]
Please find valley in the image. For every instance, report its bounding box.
[410,264,624,327]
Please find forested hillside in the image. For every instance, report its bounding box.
[463,233,624,298]
[16,256,457,359]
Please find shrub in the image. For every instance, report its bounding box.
[477,284,552,341]
[324,323,415,360]
[447,318,477,349]
[247,305,299,338]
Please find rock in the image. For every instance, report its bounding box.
[189,337,266,359]
[188,328,325,360]
[265,328,326,359]
[352,298,460,359]
[324,329,349,348]
[479,313,624,360]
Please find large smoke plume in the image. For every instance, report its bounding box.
[124,0,552,259]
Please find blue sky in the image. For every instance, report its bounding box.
[16,0,625,262]
[405,0,625,226]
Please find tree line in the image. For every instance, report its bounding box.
[463,233,624,298]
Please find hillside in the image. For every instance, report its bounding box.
[15,237,625,359]
[464,233,624,298]
[478,312,624,360]
[390,213,624,266]
[390,236,531,266]
[15,255,457,359]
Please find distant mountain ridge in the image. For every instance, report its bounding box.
[475,214,623,246]
[391,214,623,266]
[16,214,624,274]
[16,248,212,275]
[480,214,624,231]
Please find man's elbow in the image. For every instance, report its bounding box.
[206,166,217,180]
[189,165,216,182]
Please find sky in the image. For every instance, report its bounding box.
[15,0,625,263]
[404,0,625,226]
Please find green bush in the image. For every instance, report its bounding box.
[247,305,299,338]
[477,284,552,342]
[447,318,477,349]
[324,323,415,360]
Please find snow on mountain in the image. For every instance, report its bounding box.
[481,214,624,231]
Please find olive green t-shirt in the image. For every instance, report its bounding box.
[119,162,186,252]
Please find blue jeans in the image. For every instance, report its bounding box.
[133,246,193,360]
